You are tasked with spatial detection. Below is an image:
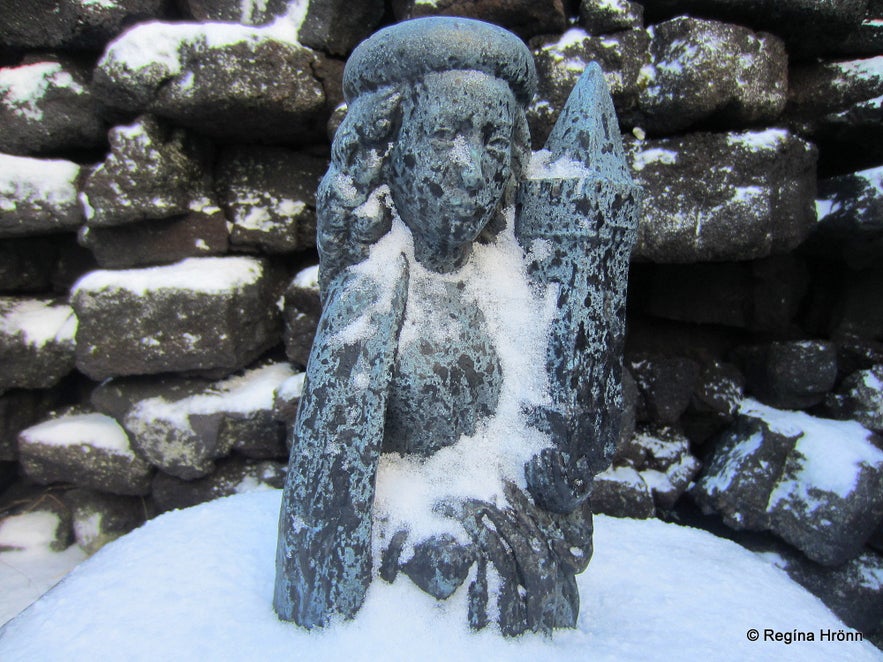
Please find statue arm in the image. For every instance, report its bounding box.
[274,254,409,627]
[515,63,641,513]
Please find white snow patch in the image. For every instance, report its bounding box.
[72,256,263,297]
[0,154,80,211]
[815,198,840,220]
[2,490,878,660]
[292,264,319,290]
[19,412,133,455]
[0,299,76,348]
[700,430,764,496]
[0,62,83,121]
[527,149,593,179]
[631,147,678,171]
[276,372,306,401]
[726,128,789,151]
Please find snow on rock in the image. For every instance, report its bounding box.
[693,400,883,566]
[18,411,154,496]
[578,0,643,35]
[0,298,77,392]
[121,362,293,479]
[827,365,883,433]
[736,340,838,410]
[625,129,817,263]
[80,115,214,228]
[0,154,83,237]
[591,464,655,518]
[282,265,322,367]
[64,488,146,556]
[0,58,106,156]
[71,256,282,380]
[92,17,330,144]
[215,145,324,254]
[3,490,880,661]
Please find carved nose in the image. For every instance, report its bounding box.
[460,148,482,188]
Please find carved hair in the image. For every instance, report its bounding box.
[317,19,537,297]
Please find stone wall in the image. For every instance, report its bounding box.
[1,0,881,639]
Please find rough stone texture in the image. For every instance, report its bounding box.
[282,265,321,367]
[0,499,73,553]
[0,57,107,156]
[787,55,883,174]
[692,407,883,565]
[151,456,286,513]
[72,257,282,380]
[629,356,700,424]
[181,0,289,24]
[630,17,787,135]
[826,365,883,433]
[0,154,84,237]
[392,0,568,40]
[529,28,650,147]
[63,488,146,555]
[0,388,65,461]
[18,410,154,496]
[736,341,839,410]
[0,0,171,51]
[830,269,883,340]
[112,362,292,479]
[401,535,474,600]
[579,0,643,34]
[808,165,883,269]
[591,465,655,518]
[0,237,56,293]
[682,360,745,444]
[81,115,214,228]
[641,0,870,57]
[0,298,77,392]
[272,371,306,425]
[79,207,229,269]
[214,146,325,254]
[299,0,386,56]
[93,21,329,144]
[614,426,700,509]
[626,129,817,263]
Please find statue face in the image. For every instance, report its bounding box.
[390,71,516,269]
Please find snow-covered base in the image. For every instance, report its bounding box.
[1,491,880,661]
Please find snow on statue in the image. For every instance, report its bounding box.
[274,17,641,635]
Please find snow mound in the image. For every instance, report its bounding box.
[2,491,879,661]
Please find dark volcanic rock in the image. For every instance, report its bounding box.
[0,154,84,237]
[0,298,77,392]
[181,0,290,24]
[299,0,386,56]
[215,146,325,254]
[0,57,106,156]
[63,488,146,554]
[393,0,568,39]
[81,115,214,228]
[630,356,700,424]
[93,21,329,144]
[79,206,229,269]
[579,0,643,34]
[0,388,65,461]
[826,365,883,433]
[71,256,282,380]
[591,465,655,518]
[692,404,883,565]
[151,455,286,512]
[736,340,838,410]
[18,410,154,496]
[0,0,171,51]
[282,265,320,367]
[626,129,817,263]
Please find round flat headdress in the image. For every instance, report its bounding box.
[343,17,537,105]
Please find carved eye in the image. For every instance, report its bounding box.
[430,127,456,145]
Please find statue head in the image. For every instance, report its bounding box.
[317,18,537,288]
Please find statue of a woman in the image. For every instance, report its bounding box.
[275,17,640,636]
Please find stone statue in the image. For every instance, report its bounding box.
[274,17,640,636]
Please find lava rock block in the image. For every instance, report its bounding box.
[0,57,106,156]
[18,410,154,496]
[0,388,64,461]
[0,298,77,392]
[0,503,73,553]
[529,28,650,146]
[150,456,286,513]
[626,128,817,262]
[79,206,229,269]
[401,534,474,600]
[683,360,745,444]
[118,363,293,479]
[0,0,170,50]
[736,340,838,409]
[830,269,883,340]
[630,355,700,424]
[215,146,325,254]
[591,465,655,518]
[0,154,84,237]
[0,236,57,293]
[579,0,643,34]
[299,0,386,56]
[810,165,883,269]
[629,17,787,135]
[180,0,290,24]
[392,0,568,39]
[282,265,321,367]
[63,488,146,555]
[71,256,282,379]
[93,21,329,144]
[692,403,883,565]
[827,365,883,433]
[81,115,214,228]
